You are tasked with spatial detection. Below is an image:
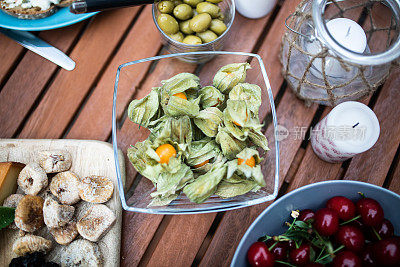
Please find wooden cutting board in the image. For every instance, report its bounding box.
[0,139,125,267]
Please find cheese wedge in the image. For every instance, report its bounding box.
[0,162,25,205]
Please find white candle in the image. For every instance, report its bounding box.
[311,101,380,163]
[306,18,367,78]
[234,0,277,19]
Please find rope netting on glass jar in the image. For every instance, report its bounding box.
[280,0,399,106]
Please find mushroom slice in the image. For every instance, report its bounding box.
[77,204,116,242]
[49,220,78,245]
[50,171,80,205]
[43,197,74,228]
[61,239,103,267]
[12,234,52,256]
[14,195,44,232]
[38,150,72,173]
[17,163,48,195]
[78,175,114,203]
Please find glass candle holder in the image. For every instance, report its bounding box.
[280,0,400,106]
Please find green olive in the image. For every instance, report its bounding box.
[183,35,202,45]
[206,0,222,3]
[169,31,185,42]
[196,2,220,18]
[157,14,179,35]
[172,0,183,6]
[179,20,194,35]
[209,19,227,35]
[218,12,225,21]
[173,4,193,20]
[189,13,212,33]
[196,30,218,43]
[183,0,203,7]
[157,1,174,13]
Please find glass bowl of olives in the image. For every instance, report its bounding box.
[153,0,235,63]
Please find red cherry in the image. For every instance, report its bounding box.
[265,240,288,261]
[356,198,384,227]
[287,240,296,250]
[313,208,339,236]
[336,225,365,252]
[361,245,378,267]
[299,209,315,222]
[247,242,275,267]
[304,263,324,267]
[373,238,400,266]
[374,219,394,240]
[333,250,362,267]
[326,196,356,221]
[289,244,310,265]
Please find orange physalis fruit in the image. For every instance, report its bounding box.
[173,92,187,100]
[194,159,209,168]
[155,144,177,164]
[238,156,256,168]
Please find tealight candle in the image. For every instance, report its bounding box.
[311,101,380,163]
[306,18,367,78]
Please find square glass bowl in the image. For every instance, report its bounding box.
[112,51,280,214]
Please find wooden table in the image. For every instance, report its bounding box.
[1,1,399,266]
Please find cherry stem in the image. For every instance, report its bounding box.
[268,241,278,251]
[340,215,362,226]
[315,245,345,263]
[372,227,382,241]
[275,260,296,267]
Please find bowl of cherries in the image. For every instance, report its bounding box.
[231,180,400,267]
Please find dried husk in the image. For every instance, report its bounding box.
[199,86,225,108]
[186,138,224,172]
[160,73,201,117]
[127,139,183,183]
[227,148,265,187]
[149,115,193,148]
[213,63,251,93]
[128,88,160,127]
[149,194,179,207]
[193,107,223,137]
[229,83,262,115]
[215,126,247,160]
[150,163,194,199]
[223,100,269,150]
[215,180,259,199]
[182,162,227,204]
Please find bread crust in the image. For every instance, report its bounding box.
[0,1,57,19]
[56,0,74,7]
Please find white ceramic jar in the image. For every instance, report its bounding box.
[234,0,277,19]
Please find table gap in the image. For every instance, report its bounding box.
[192,211,225,267]
[250,0,283,55]
[0,48,27,93]
[138,215,174,267]
[383,143,400,188]
[60,6,147,138]
[10,19,91,138]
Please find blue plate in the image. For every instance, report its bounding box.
[231,180,400,267]
[0,7,97,31]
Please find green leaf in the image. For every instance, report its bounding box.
[0,206,15,230]
[294,220,311,229]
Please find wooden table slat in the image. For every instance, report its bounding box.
[0,24,84,138]
[66,5,162,140]
[17,7,140,139]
